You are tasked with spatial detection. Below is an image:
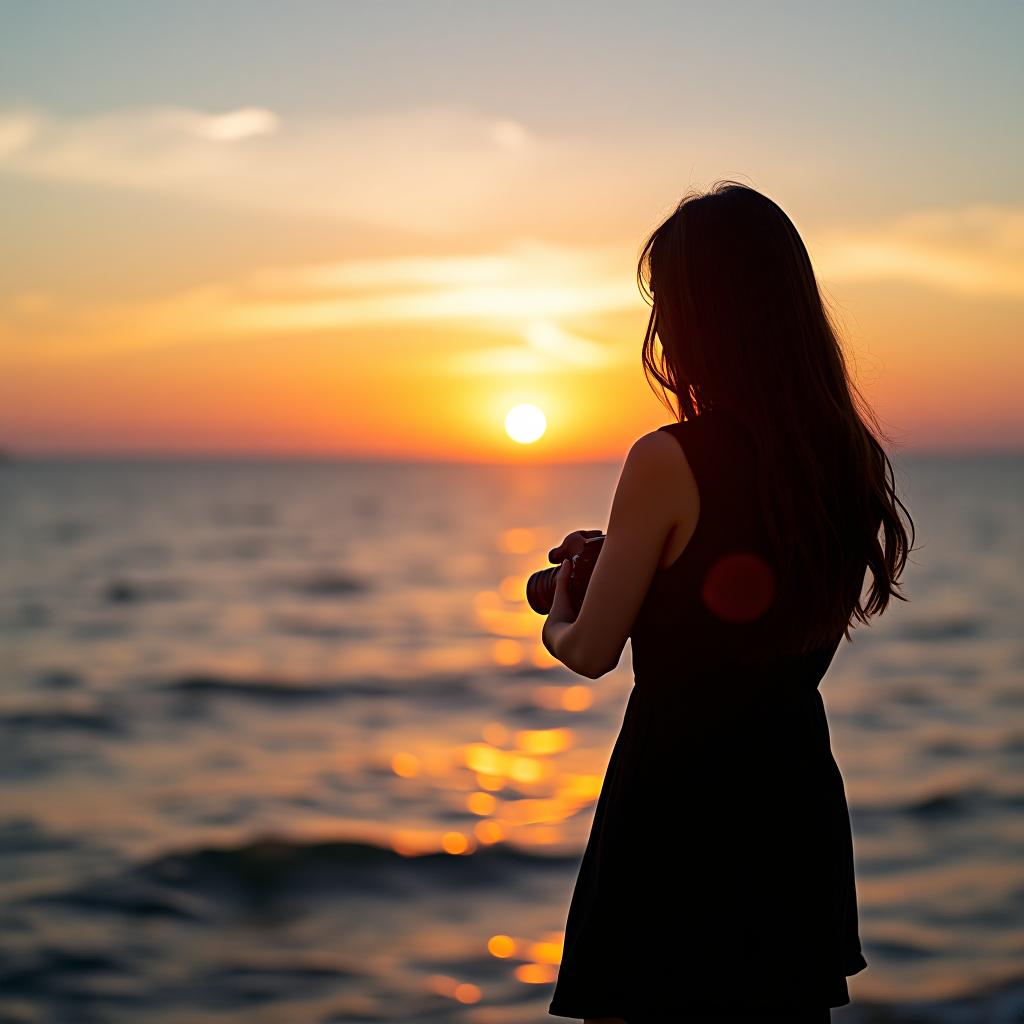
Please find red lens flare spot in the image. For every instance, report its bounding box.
[700,552,776,623]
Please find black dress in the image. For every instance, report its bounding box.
[548,409,868,1021]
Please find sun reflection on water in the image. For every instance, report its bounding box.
[385,523,615,1001]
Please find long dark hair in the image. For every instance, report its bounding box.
[637,180,915,654]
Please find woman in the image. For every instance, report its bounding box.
[542,181,915,1023]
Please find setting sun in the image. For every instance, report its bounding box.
[505,404,547,444]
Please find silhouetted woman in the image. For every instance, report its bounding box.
[542,181,915,1023]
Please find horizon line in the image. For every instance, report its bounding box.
[2,446,1022,464]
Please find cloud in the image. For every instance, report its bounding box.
[0,106,281,191]
[488,118,530,151]
[444,345,551,376]
[183,107,279,142]
[0,112,36,157]
[247,239,628,294]
[445,318,622,376]
[221,240,637,333]
[4,101,1020,305]
[0,101,815,244]
[522,321,617,367]
[9,201,1021,372]
[222,279,636,331]
[0,103,547,236]
[3,240,638,367]
[814,205,1024,299]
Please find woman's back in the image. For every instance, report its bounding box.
[633,407,846,669]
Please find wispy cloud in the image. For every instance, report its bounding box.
[183,108,279,142]
[0,103,546,236]
[814,205,1024,299]
[6,104,1019,303]
[522,321,617,367]
[0,101,841,244]
[221,240,637,337]
[446,319,623,376]
[2,240,637,369]
[0,105,280,181]
[7,202,1021,374]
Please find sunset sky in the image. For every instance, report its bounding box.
[1,1,1021,459]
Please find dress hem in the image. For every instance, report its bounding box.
[549,990,854,1018]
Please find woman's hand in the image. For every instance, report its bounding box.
[547,529,603,564]
[541,530,598,667]
[547,558,576,625]
[542,559,576,664]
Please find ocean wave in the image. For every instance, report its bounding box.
[159,671,479,703]
[162,674,351,701]
[285,570,369,597]
[271,614,370,639]
[0,817,81,855]
[36,669,82,690]
[999,732,1024,754]
[27,878,208,922]
[142,833,577,887]
[18,833,577,921]
[849,974,1024,1023]
[103,578,187,604]
[0,706,123,735]
[852,783,1024,822]
[191,957,363,1008]
[897,616,984,641]
[13,600,50,628]
[0,947,135,999]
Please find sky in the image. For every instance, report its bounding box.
[1,0,1021,459]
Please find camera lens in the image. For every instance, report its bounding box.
[525,565,559,615]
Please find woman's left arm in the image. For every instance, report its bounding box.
[542,430,697,678]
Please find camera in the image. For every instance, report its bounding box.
[526,533,606,616]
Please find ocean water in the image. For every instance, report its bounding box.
[0,453,1022,1024]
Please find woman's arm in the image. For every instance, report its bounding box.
[542,429,699,678]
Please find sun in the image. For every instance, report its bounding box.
[504,403,547,444]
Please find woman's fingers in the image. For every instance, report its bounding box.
[548,528,603,563]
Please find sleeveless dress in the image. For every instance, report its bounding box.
[548,408,869,1021]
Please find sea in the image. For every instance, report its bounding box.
[1,452,1022,1024]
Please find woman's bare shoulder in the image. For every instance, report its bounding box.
[621,429,698,506]
[626,426,689,465]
